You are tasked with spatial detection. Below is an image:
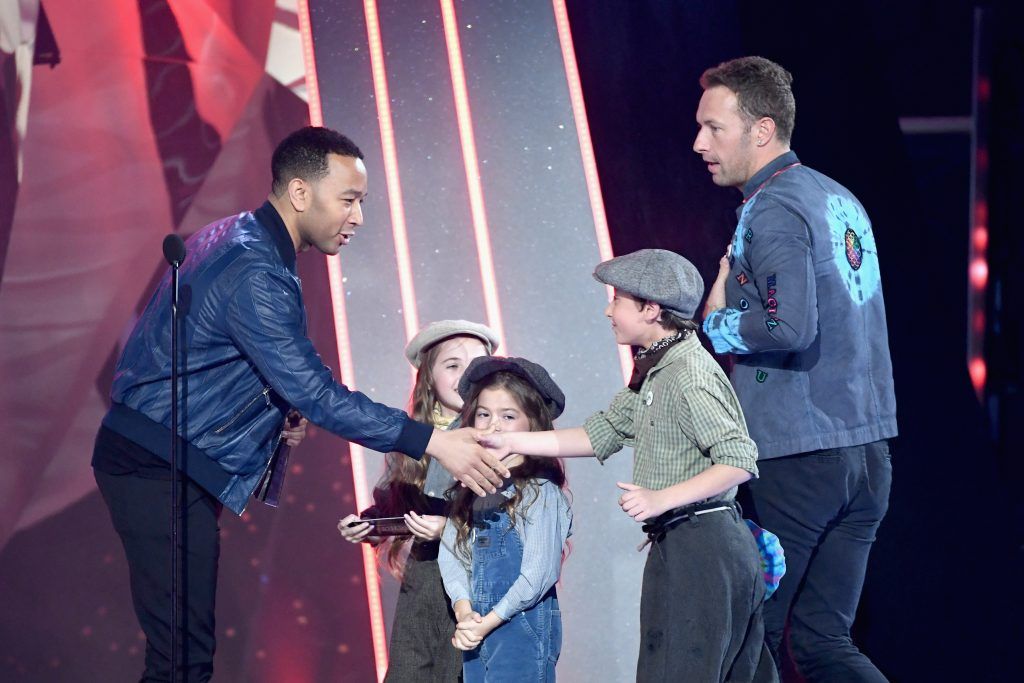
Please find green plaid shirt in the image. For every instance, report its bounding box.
[583,334,759,493]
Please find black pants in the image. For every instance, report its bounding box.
[95,468,222,682]
[637,504,778,683]
[747,440,892,683]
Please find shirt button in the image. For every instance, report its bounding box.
[649,419,654,426]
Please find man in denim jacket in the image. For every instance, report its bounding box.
[696,57,897,682]
[92,127,507,682]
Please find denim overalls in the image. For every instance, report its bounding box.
[463,504,561,682]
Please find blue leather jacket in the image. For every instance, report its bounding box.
[102,202,432,514]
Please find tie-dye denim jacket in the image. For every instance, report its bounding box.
[703,152,897,459]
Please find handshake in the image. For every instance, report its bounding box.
[425,427,516,497]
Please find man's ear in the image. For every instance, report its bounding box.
[755,116,777,147]
[287,177,311,212]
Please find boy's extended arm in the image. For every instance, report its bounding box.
[481,426,596,460]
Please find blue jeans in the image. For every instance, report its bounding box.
[463,507,561,682]
[747,440,892,682]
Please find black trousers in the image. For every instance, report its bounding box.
[747,440,892,683]
[95,468,222,682]
[637,504,778,683]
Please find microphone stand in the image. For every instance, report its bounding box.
[163,234,186,682]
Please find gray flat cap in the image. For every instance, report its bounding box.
[458,356,565,419]
[404,320,500,368]
[593,248,704,318]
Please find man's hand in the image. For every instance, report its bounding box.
[281,410,309,447]
[404,512,446,541]
[703,245,732,319]
[617,482,671,522]
[428,428,509,496]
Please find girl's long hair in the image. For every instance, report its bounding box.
[373,341,447,577]
[447,371,566,561]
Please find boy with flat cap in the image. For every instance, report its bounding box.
[482,248,777,681]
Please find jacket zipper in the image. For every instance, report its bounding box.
[214,387,271,434]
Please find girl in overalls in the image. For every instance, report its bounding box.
[338,320,498,682]
[438,357,573,683]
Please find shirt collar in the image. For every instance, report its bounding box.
[254,200,297,273]
[647,333,701,377]
[741,150,800,201]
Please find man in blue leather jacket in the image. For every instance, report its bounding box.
[92,126,508,682]
[696,58,896,682]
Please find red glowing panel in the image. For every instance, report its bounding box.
[973,310,986,334]
[977,76,991,101]
[968,357,986,393]
[972,226,988,252]
[974,200,988,226]
[969,257,988,289]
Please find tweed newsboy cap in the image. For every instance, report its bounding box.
[404,320,500,368]
[458,356,565,420]
[593,248,705,319]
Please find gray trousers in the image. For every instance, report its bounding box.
[637,505,778,683]
[385,553,462,682]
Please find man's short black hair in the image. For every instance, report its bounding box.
[700,56,796,145]
[271,126,364,195]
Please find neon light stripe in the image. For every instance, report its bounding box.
[323,256,389,681]
[296,1,322,127]
[297,3,389,680]
[364,0,421,345]
[966,9,988,400]
[551,0,631,383]
[439,0,507,353]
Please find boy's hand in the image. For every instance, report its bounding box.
[617,482,671,522]
[476,427,509,457]
[404,512,446,541]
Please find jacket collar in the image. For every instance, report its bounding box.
[741,150,801,202]
[254,201,297,273]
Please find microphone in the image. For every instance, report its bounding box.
[162,234,186,267]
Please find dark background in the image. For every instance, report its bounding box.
[566,0,1024,679]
